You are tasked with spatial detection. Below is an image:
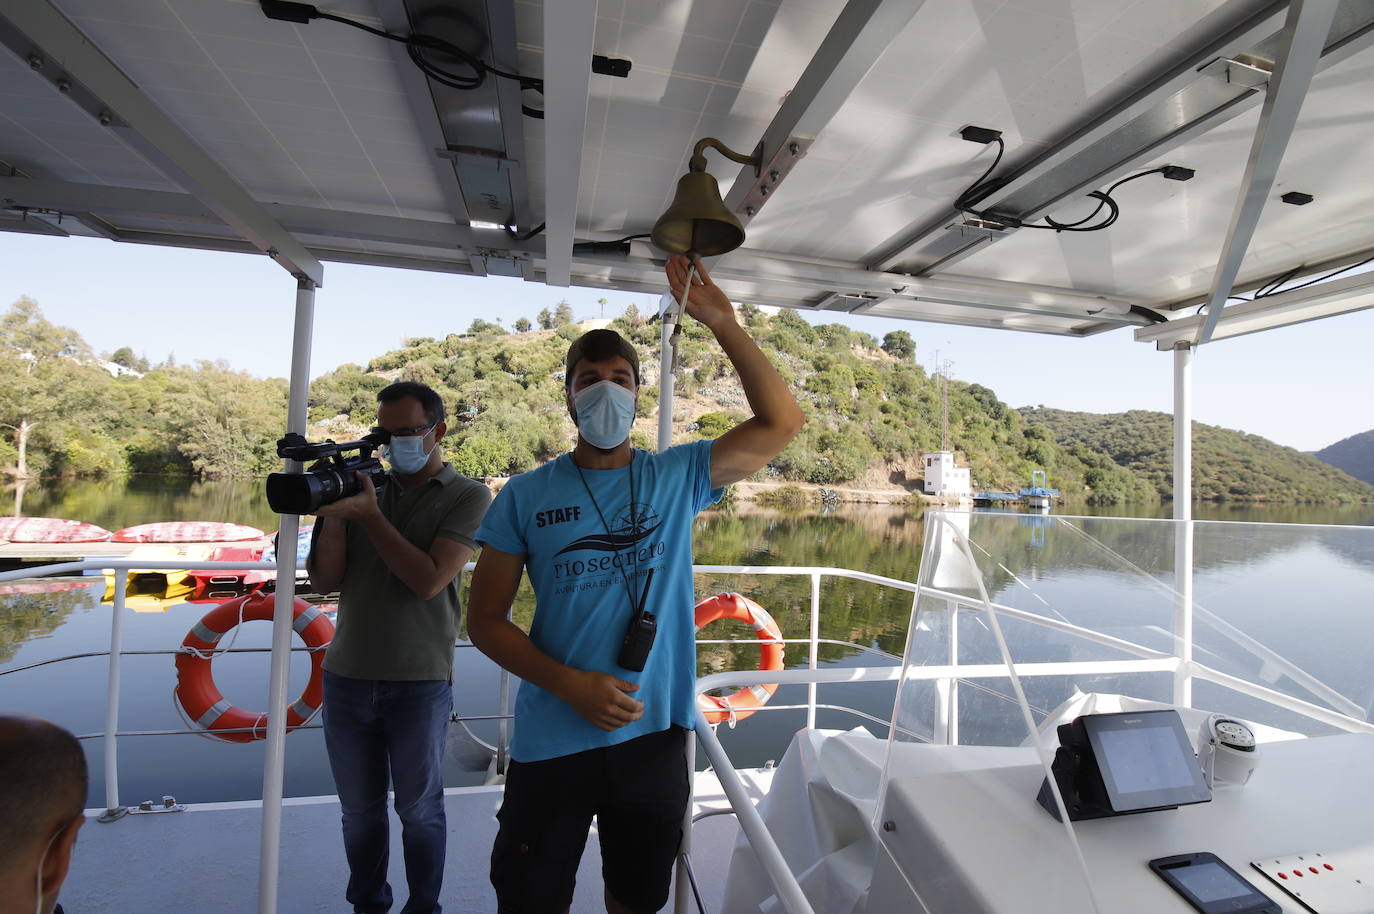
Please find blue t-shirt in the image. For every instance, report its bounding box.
[476,441,723,762]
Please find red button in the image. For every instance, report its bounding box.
[1279,873,1288,880]
[1325,864,1334,871]
[1294,871,1304,877]
[1310,867,1320,874]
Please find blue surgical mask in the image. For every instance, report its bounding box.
[573,380,636,449]
[383,433,434,475]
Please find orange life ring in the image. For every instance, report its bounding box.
[174,592,334,743]
[694,593,785,727]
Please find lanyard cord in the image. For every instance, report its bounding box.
[572,452,643,614]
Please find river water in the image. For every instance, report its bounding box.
[1,477,1370,807]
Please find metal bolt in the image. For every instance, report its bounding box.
[744,205,755,217]
[788,142,800,156]
[57,78,71,93]
[97,110,113,126]
[138,800,154,811]
[28,52,43,70]
[882,820,896,832]
[759,185,769,197]
[161,795,177,808]
[769,169,780,182]
[266,246,280,259]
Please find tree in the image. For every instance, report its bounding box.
[0,298,89,477]
[514,317,532,333]
[110,343,148,368]
[881,330,915,360]
[536,308,553,330]
[620,304,642,328]
[554,300,575,326]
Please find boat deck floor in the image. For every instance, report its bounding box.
[63,769,769,913]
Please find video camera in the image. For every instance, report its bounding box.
[265,429,390,515]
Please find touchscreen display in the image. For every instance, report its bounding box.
[1169,862,1254,903]
[1096,726,1200,795]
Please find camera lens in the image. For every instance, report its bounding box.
[267,469,341,514]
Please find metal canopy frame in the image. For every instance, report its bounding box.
[0,0,324,285]
[3,4,1374,913]
[864,0,1374,278]
[1194,0,1341,344]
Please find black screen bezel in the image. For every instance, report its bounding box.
[1083,710,1211,812]
[1149,853,1277,914]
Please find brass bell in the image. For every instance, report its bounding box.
[650,137,762,257]
[651,171,745,257]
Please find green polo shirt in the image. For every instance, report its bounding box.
[316,464,491,681]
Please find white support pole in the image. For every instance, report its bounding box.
[934,599,960,745]
[807,573,821,730]
[657,315,676,452]
[1172,343,1194,706]
[657,263,694,451]
[98,571,128,821]
[673,734,697,914]
[257,277,316,914]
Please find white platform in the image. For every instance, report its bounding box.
[870,733,1374,914]
[60,769,773,913]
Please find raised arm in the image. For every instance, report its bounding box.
[468,546,644,732]
[666,255,804,488]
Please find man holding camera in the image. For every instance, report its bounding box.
[468,255,803,913]
[307,381,491,914]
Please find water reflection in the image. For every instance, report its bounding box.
[0,487,1370,802]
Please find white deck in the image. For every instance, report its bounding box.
[61,769,772,914]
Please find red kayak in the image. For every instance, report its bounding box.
[112,522,266,543]
[187,546,272,600]
[0,517,112,543]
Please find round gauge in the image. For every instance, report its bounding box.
[1215,719,1256,750]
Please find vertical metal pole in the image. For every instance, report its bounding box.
[657,262,694,452]
[496,664,510,777]
[258,277,315,914]
[807,573,820,730]
[100,571,128,820]
[935,599,960,745]
[674,734,697,914]
[658,313,676,452]
[1172,343,1194,706]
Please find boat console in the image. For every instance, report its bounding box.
[720,512,1374,914]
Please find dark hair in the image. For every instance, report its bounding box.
[377,381,445,425]
[0,714,88,868]
[564,329,641,388]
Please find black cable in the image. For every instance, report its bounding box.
[1255,256,1374,298]
[953,137,1006,211]
[572,232,651,251]
[310,9,547,116]
[505,222,545,242]
[954,151,1173,234]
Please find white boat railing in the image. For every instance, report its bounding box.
[3,558,1372,914]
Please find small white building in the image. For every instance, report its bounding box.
[922,451,971,496]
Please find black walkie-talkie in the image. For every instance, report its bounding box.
[618,568,657,672]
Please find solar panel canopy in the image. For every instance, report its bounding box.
[2,0,1372,341]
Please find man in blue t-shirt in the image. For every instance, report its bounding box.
[469,255,803,914]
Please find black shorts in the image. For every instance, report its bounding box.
[491,725,690,914]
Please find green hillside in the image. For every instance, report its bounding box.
[4,294,1370,506]
[1315,429,1374,485]
[1023,408,1374,503]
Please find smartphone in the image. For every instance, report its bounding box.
[1149,853,1279,914]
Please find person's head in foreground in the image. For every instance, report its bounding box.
[0,713,88,914]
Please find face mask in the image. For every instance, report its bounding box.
[383,433,434,475]
[573,380,635,449]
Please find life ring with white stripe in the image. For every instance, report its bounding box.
[174,592,333,743]
[694,593,785,727]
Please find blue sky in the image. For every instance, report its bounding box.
[2,232,1369,453]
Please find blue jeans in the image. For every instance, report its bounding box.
[323,671,451,914]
